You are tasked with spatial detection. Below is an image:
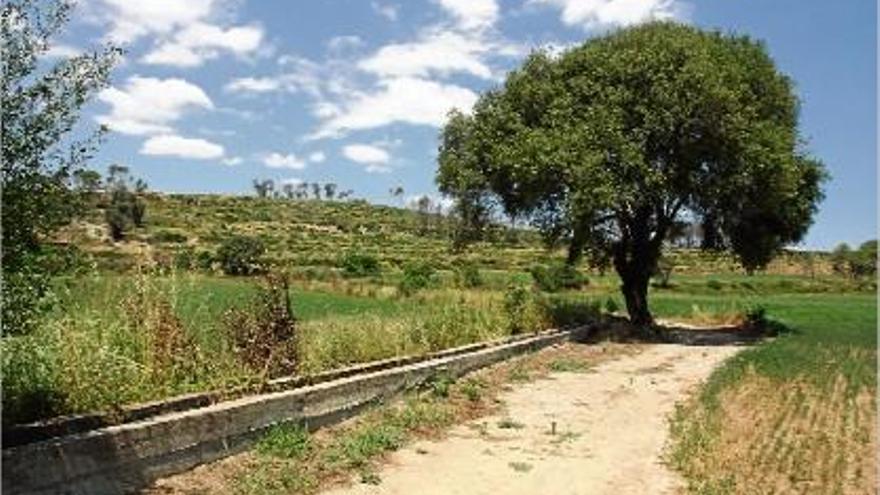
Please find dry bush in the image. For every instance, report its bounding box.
[224,272,299,379]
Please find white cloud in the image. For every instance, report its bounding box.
[371,2,399,21]
[97,76,213,135]
[44,43,81,58]
[358,30,493,79]
[89,0,216,43]
[222,156,243,166]
[313,77,477,138]
[263,152,306,169]
[142,22,264,67]
[140,134,225,160]
[343,143,391,164]
[434,0,499,30]
[531,0,686,30]
[308,151,327,163]
[224,76,283,93]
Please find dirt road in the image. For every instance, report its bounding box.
[322,344,740,495]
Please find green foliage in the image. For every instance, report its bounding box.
[217,235,266,276]
[453,260,483,288]
[1,0,119,334]
[104,165,148,241]
[257,423,312,459]
[503,283,532,334]
[437,21,827,324]
[151,229,188,244]
[529,262,588,292]
[339,251,381,278]
[397,261,437,296]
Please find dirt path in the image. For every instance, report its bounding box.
[322,344,740,495]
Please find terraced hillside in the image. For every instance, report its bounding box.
[61,194,832,275]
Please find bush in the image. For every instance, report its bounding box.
[223,272,298,377]
[217,235,266,276]
[453,261,483,288]
[529,262,588,292]
[503,283,532,334]
[339,251,381,278]
[2,254,54,336]
[398,262,436,296]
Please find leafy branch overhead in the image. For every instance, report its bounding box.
[437,22,827,325]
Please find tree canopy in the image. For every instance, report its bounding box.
[437,22,826,325]
[2,0,120,333]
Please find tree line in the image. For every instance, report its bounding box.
[252,179,354,201]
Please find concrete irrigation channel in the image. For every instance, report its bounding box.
[2,325,596,495]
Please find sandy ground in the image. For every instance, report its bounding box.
[321,344,740,495]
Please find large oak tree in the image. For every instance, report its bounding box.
[437,22,826,326]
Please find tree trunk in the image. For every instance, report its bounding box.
[620,270,653,327]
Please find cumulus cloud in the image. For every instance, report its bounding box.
[357,30,493,79]
[140,134,225,160]
[88,0,216,43]
[434,0,499,30]
[313,77,477,138]
[222,156,243,166]
[343,143,390,164]
[142,22,264,67]
[263,152,307,169]
[531,0,687,30]
[97,76,213,135]
[308,151,327,163]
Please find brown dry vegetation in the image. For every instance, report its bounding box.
[672,366,876,495]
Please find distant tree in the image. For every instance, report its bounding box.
[1,0,120,334]
[337,189,354,200]
[282,183,295,199]
[73,169,102,194]
[438,22,826,325]
[104,165,147,240]
[216,235,266,276]
[253,179,271,198]
[295,182,308,199]
[324,182,337,200]
[412,195,433,235]
[830,243,852,276]
[850,240,877,278]
[311,182,322,200]
[389,185,404,205]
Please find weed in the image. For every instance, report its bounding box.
[508,461,533,472]
[257,423,311,459]
[497,418,525,430]
[224,272,298,378]
[460,378,485,401]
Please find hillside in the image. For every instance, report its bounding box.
[60,193,833,275]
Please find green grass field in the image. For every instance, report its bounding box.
[668,291,876,494]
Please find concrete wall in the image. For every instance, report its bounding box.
[2,326,590,495]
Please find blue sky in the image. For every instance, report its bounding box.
[51,0,875,249]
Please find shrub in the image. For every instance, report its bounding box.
[398,262,436,296]
[2,254,54,336]
[339,251,381,278]
[217,235,266,276]
[453,261,483,288]
[503,283,532,334]
[529,262,587,292]
[173,246,195,270]
[223,272,298,377]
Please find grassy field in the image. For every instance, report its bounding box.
[668,292,877,494]
[3,265,870,427]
